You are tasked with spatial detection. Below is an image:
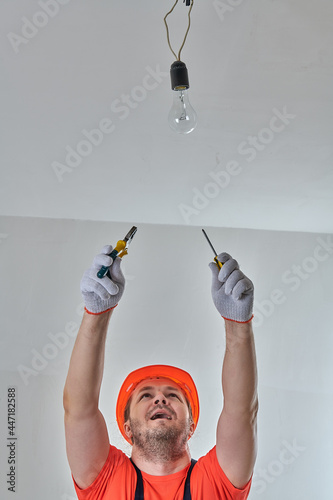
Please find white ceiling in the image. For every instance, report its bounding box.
[1,0,333,233]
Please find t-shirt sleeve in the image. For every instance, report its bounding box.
[72,445,130,500]
[194,446,252,500]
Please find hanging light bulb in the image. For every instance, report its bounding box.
[164,0,197,134]
[168,60,197,134]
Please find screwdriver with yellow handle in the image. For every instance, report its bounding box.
[202,229,223,269]
[97,226,137,279]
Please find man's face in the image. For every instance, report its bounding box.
[123,377,194,457]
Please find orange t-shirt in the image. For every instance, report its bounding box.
[73,445,252,500]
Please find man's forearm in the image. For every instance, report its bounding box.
[63,309,113,417]
[222,320,258,416]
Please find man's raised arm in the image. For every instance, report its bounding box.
[63,246,125,490]
[209,253,258,489]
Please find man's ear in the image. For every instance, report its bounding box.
[124,421,133,440]
[188,421,195,439]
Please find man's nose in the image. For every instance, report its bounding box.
[154,392,167,405]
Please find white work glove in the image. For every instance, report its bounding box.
[209,253,254,323]
[80,245,125,314]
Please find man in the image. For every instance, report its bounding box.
[63,244,258,499]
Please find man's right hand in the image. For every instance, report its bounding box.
[209,252,253,323]
[80,245,125,314]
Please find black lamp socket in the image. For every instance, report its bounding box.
[170,61,190,90]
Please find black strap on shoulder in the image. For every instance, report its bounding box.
[131,459,144,500]
[131,458,197,500]
[183,459,197,500]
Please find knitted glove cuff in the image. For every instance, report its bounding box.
[222,314,254,324]
[84,304,118,315]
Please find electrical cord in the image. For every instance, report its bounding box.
[164,0,194,61]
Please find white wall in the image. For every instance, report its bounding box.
[1,216,332,499]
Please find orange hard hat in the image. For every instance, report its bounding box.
[116,365,200,444]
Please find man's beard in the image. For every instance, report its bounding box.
[129,417,191,463]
